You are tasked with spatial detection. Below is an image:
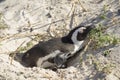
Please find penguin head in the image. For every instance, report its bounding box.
[66,25,95,43]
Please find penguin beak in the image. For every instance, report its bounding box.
[84,25,95,35]
[86,25,95,31]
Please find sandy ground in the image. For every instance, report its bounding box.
[0,0,120,80]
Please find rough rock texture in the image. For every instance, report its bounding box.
[0,0,120,80]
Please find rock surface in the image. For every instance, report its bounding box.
[0,0,120,80]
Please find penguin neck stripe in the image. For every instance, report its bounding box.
[71,28,84,54]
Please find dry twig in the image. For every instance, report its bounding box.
[47,19,55,38]
[80,39,92,57]
[77,0,87,12]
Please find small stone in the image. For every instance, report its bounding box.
[46,13,52,18]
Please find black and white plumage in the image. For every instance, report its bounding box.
[22,25,94,69]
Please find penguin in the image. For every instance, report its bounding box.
[22,25,94,69]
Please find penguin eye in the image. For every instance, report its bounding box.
[77,32,84,40]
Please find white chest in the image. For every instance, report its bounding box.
[71,41,84,54]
